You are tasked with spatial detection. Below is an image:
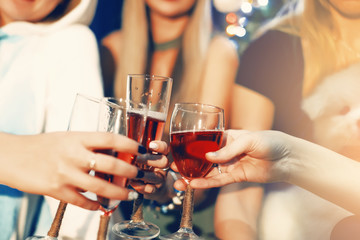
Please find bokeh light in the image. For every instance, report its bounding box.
[226,12,238,24]
[241,2,253,14]
[212,0,284,55]
[258,0,269,7]
[226,25,247,37]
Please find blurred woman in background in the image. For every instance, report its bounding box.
[101,0,239,237]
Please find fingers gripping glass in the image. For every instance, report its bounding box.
[96,97,147,240]
[25,94,102,240]
[112,74,173,239]
[26,94,147,240]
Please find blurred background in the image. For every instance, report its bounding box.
[89,0,286,56]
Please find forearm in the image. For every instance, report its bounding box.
[286,134,360,214]
[0,133,29,189]
[214,183,263,240]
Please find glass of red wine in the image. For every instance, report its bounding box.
[26,93,102,240]
[160,103,224,240]
[112,74,173,239]
[96,97,147,240]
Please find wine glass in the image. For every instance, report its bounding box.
[26,93,101,240]
[95,97,148,240]
[160,103,225,240]
[112,74,173,239]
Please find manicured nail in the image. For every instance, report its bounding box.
[136,170,145,178]
[138,145,147,154]
[144,185,155,194]
[206,152,217,157]
[128,191,138,201]
[149,142,158,150]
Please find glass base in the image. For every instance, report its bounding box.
[25,236,57,240]
[112,220,160,239]
[159,227,204,240]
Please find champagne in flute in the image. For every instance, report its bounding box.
[95,97,147,240]
[96,99,147,215]
[137,111,166,170]
[25,93,102,240]
[112,74,172,239]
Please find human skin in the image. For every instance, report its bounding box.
[0,0,63,26]
[0,132,169,210]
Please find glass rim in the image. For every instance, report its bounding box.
[76,93,101,103]
[174,102,224,114]
[127,73,173,82]
[101,97,147,110]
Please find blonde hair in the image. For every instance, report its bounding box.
[257,0,345,96]
[114,0,212,103]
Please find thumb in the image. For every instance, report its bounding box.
[205,132,253,163]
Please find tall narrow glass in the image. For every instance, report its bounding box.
[26,93,101,240]
[96,97,147,240]
[112,74,173,239]
[160,103,224,240]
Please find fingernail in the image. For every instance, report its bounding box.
[144,185,155,194]
[127,191,138,201]
[149,142,158,150]
[207,152,217,157]
[136,170,145,178]
[138,145,147,154]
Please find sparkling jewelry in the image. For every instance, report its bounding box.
[89,157,96,171]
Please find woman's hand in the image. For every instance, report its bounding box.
[129,140,170,200]
[173,130,293,190]
[0,132,145,210]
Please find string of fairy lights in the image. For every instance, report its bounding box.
[213,0,285,54]
[224,0,269,38]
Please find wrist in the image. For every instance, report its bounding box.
[285,134,321,185]
[150,170,184,214]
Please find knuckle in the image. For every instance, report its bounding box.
[91,183,104,194]
[104,158,118,172]
[71,197,87,208]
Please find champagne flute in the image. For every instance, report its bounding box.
[26,93,101,240]
[96,97,147,240]
[112,74,173,239]
[160,103,224,240]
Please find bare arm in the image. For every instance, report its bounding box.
[200,35,239,127]
[214,84,275,239]
[100,30,122,97]
[0,131,146,209]
[190,130,360,215]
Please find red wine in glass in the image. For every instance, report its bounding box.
[160,102,224,240]
[171,130,223,180]
[136,111,166,170]
[128,111,147,143]
[95,110,146,211]
[113,74,172,239]
[95,150,134,212]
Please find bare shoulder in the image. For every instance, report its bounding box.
[102,30,123,47]
[101,30,123,61]
[207,35,239,62]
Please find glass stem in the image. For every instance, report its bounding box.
[131,193,144,223]
[97,213,111,240]
[180,184,194,229]
[47,201,68,237]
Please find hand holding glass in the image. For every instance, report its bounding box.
[160,103,224,240]
[112,74,172,239]
[96,97,147,240]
